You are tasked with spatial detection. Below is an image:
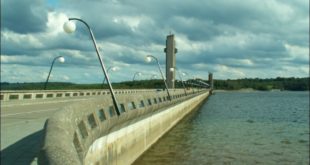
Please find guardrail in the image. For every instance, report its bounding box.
[0,89,187,102]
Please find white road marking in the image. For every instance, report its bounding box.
[1,108,59,117]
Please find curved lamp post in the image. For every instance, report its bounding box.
[197,79,209,88]
[170,67,187,96]
[44,56,65,90]
[132,72,142,81]
[191,78,207,92]
[184,76,197,94]
[145,55,171,100]
[192,77,198,93]
[63,18,121,116]
[102,66,119,84]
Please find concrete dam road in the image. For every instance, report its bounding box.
[0,96,104,165]
[0,89,211,165]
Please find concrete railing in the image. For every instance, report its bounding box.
[0,89,187,102]
[38,89,211,165]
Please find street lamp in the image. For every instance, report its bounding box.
[197,79,209,88]
[102,66,119,84]
[63,18,121,116]
[132,72,142,81]
[170,67,187,96]
[145,55,171,100]
[191,77,198,93]
[44,56,65,90]
[190,77,207,92]
[183,75,197,94]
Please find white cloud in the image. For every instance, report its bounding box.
[64,49,90,61]
[46,12,69,35]
[211,32,253,50]
[216,58,254,67]
[284,43,309,61]
[263,0,294,22]
[84,73,90,77]
[214,64,246,78]
[175,34,213,54]
[1,54,47,65]
[1,31,44,49]
[1,0,309,83]
[63,75,70,81]
[112,15,152,32]
[192,63,209,70]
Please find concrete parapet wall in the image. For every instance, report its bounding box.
[0,89,185,102]
[38,89,210,165]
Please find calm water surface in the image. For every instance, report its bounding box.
[133,91,309,165]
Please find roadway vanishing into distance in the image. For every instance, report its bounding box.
[1,96,109,164]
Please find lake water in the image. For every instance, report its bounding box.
[133,91,309,165]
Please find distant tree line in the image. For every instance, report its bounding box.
[213,77,309,91]
[0,80,169,90]
[0,77,309,91]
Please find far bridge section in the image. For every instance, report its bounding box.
[38,88,212,165]
[0,89,161,102]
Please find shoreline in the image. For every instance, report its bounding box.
[213,88,292,92]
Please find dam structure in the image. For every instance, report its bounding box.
[37,88,211,164]
[0,87,211,165]
[0,34,213,164]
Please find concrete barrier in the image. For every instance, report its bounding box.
[38,89,210,165]
[0,89,186,102]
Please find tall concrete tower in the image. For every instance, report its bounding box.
[164,34,177,88]
[208,73,213,89]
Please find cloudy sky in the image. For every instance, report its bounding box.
[1,0,309,83]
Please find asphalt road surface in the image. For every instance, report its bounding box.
[0,96,103,165]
